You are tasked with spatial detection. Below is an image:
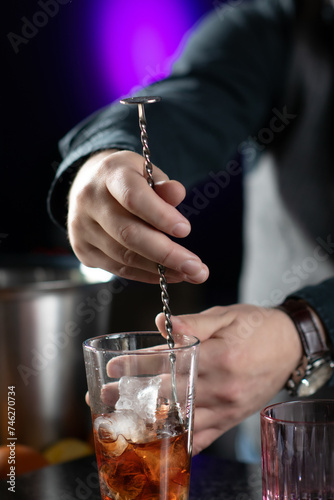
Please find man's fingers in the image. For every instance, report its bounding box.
[106,153,190,238]
[106,352,170,378]
[70,215,200,283]
[76,244,164,283]
[95,202,208,282]
[76,231,189,284]
[154,180,187,208]
[68,150,209,283]
[156,307,234,342]
[106,344,194,378]
[101,382,119,407]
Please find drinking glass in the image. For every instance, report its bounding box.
[83,331,199,500]
[261,399,334,500]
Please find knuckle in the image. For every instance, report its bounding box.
[69,238,96,269]
[115,263,142,282]
[220,380,243,405]
[68,213,83,235]
[95,155,119,179]
[75,249,94,268]
[121,184,138,212]
[78,246,95,265]
[115,264,157,284]
[116,265,137,281]
[98,156,112,172]
[67,219,88,254]
[118,222,139,246]
[76,181,96,205]
[208,305,225,315]
[218,345,240,373]
[159,245,177,268]
[121,247,137,266]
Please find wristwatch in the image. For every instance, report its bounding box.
[277,299,334,397]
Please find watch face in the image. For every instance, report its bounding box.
[298,363,334,397]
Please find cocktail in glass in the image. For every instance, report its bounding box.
[83,332,199,500]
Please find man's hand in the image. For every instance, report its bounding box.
[156,304,303,455]
[68,150,209,284]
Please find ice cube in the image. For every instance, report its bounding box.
[115,376,161,423]
[155,402,185,438]
[94,417,128,456]
[94,416,116,441]
[101,455,147,499]
[95,411,147,443]
[105,434,128,457]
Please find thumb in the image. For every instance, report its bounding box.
[155,309,227,343]
[155,313,194,337]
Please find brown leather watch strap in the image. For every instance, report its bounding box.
[277,299,329,360]
[277,298,332,394]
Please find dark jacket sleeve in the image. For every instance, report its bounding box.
[47,0,291,229]
[289,278,334,386]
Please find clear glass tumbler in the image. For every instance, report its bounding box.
[261,399,334,500]
[83,331,199,500]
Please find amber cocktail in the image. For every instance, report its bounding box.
[83,332,199,500]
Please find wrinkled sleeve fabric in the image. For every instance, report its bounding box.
[47,0,290,229]
[289,278,334,386]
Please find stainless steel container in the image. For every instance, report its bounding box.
[0,264,116,450]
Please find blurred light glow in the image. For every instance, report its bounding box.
[89,0,199,100]
[79,263,114,283]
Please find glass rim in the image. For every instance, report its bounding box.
[260,399,334,425]
[83,331,200,354]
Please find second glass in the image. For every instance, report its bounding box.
[261,399,334,500]
[83,331,199,500]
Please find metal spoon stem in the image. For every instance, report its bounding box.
[120,96,180,419]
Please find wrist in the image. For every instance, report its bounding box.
[276,298,334,396]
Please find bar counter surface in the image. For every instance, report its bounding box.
[0,453,261,499]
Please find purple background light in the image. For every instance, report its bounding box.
[3,0,216,255]
[88,0,207,101]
